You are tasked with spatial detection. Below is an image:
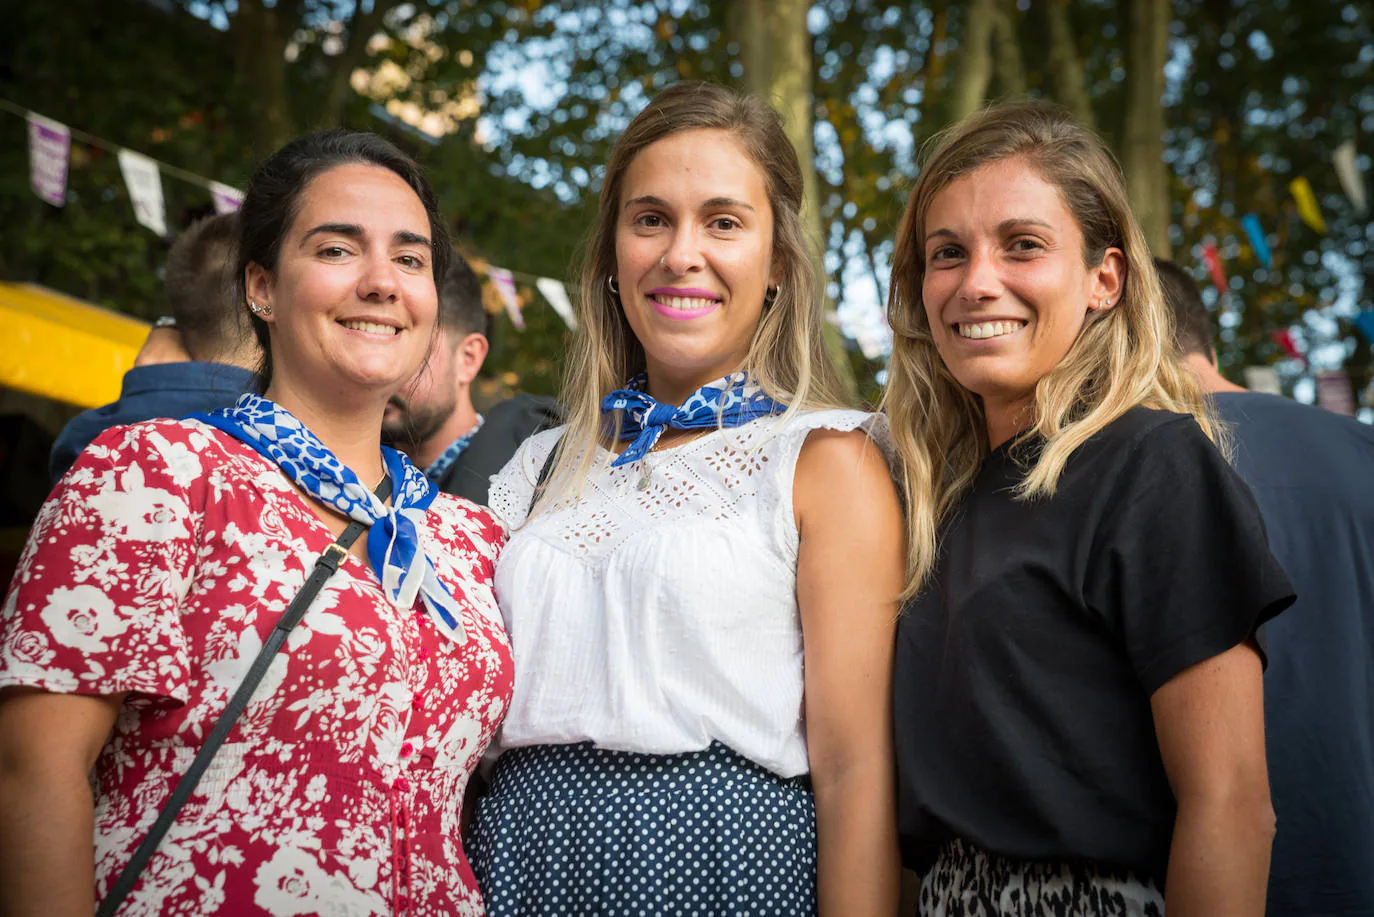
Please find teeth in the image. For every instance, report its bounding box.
[341,320,398,335]
[657,295,718,310]
[957,321,1022,340]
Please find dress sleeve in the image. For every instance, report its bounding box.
[764,409,895,566]
[1,422,200,701]
[1085,416,1295,695]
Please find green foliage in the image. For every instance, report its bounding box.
[2,0,1370,411]
[1168,0,1373,401]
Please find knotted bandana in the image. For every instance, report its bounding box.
[601,372,785,467]
[193,393,470,644]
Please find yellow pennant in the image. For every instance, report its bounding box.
[1289,177,1327,234]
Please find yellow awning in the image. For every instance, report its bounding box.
[0,282,149,409]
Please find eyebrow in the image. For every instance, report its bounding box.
[301,223,431,248]
[924,218,1055,243]
[623,195,756,213]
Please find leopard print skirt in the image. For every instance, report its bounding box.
[919,838,1165,917]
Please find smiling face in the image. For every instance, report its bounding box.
[247,162,438,408]
[920,156,1123,444]
[614,128,777,404]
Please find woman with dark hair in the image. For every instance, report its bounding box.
[0,130,512,916]
[884,102,1294,913]
[468,82,902,915]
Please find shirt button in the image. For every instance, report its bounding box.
[397,894,409,911]
[416,648,429,661]
[411,696,424,712]
[399,741,414,758]
[393,777,409,792]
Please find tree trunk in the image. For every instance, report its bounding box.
[948,0,997,121]
[233,0,293,158]
[319,2,401,129]
[733,0,857,396]
[1121,0,1171,256]
[1042,0,1094,129]
[989,0,1026,100]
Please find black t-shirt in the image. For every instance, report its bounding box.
[894,407,1295,884]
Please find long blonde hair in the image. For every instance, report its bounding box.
[534,81,852,514]
[882,102,1220,599]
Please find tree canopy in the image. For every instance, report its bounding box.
[2,0,1369,412]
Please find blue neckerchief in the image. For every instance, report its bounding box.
[191,393,470,644]
[601,371,785,467]
[424,414,485,481]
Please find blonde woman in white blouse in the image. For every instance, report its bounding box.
[466,82,904,916]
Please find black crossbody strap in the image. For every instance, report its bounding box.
[97,476,394,917]
[527,435,563,517]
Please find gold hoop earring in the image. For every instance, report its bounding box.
[765,284,781,306]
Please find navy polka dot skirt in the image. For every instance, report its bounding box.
[468,741,818,915]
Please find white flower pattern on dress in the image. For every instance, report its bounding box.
[1,419,513,917]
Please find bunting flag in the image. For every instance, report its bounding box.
[26,113,70,208]
[117,149,167,236]
[1201,240,1230,296]
[1289,177,1327,234]
[1271,328,1304,363]
[1332,140,1367,216]
[488,266,524,331]
[535,277,577,329]
[210,181,244,214]
[1240,214,1272,268]
[1315,370,1356,416]
[1354,311,1374,346]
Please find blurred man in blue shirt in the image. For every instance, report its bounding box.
[1159,257,1374,917]
[49,213,259,482]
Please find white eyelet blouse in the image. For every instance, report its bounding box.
[487,408,891,778]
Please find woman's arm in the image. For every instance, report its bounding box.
[0,687,124,917]
[795,428,904,917]
[1152,640,1273,916]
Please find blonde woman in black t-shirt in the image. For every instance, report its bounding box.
[882,102,1295,915]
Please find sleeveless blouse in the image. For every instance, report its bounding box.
[488,408,889,778]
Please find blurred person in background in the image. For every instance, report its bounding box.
[884,103,1294,915]
[48,212,260,482]
[382,252,561,506]
[468,81,903,916]
[0,129,512,917]
[1159,256,1374,917]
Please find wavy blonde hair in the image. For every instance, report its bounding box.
[532,81,852,514]
[881,102,1221,599]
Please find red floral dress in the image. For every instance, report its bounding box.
[0,419,513,917]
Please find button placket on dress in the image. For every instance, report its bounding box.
[389,599,431,916]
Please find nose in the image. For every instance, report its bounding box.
[357,250,400,302]
[956,248,1003,303]
[660,226,705,276]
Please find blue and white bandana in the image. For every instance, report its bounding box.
[193,393,470,644]
[424,414,484,481]
[601,371,785,467]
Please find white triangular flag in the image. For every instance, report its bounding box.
[487,266,524,331]
[26,114,70,208]
[210,181,244,214]
[1332,140,1367,216]
[117,149,167,236]
[535,277,577,329]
